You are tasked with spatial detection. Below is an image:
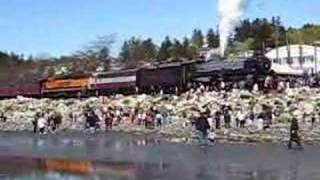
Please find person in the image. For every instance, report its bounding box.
[264,105,273,129]
[249,110,255,124]
[271,74,279,90]
[0,112,6,122]
[38,114,47,134]
[85,110,100,132]
[115,108,122,124]
[238,111,246,128]
[264,75,272,92]
[130,107,137,124]
[52,112,62,132]
[137,111,143,125]
[92,111,101,130]
[235,116,240,128]
[223,106,231,129]
[214,110,222,129]
[32,113,39,133]
[253,83,259,92]
[196,112,211,145]
[288,118,303,150]
[278,80,286,93]
[175,86,179,95]
[145,111,154,129]
[104,112,113,131]
[311,115,316,128]
[155,111,164,128]
[220,80,226,91]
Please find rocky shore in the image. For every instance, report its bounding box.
[1,88,320,144]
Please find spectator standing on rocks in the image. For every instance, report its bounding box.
[288,117,303,150]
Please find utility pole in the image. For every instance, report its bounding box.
[315,45,318,73]
[275,17,280,62]
[285,33,291,65]
[313,41,320,73]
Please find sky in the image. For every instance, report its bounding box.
[0,0,319,57]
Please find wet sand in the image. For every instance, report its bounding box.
[0,132,319,180]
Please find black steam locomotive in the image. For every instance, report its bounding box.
[193,56,271,82]
[137,56,271,92]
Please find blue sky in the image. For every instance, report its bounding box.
[0,0,319,57]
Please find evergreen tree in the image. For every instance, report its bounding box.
[127,37,143,61]
[207,28,219,48]
[171,39,184,59]
[235,19,253,42]
[191,29,204,49]
[141,38,158,60]
[158,36,172,61]
[119,41,130,62]
[182,37,197,59]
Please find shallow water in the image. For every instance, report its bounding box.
[0,132,318,180]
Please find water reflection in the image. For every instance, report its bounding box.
[0,156,138,179]
[0,156,171,180]
[0,133,318,180]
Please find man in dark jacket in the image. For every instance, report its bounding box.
[196,113,211,144]
[51,112,62,132]
[288,118,303,149]
[85,110,100,132]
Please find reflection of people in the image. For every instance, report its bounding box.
[288,118,303,149]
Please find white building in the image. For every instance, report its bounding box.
[266,44,320,76]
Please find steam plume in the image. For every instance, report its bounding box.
[218,0,248,56]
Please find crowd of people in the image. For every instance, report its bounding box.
[26,72,320,149]
[31,104,169,135]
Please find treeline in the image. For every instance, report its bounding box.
[226,17,320,55]
[119,17,320,61]
[119,29,219,68]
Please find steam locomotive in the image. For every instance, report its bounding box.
[0,56,271,98]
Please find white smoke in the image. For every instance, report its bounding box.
[218,0,248,56]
